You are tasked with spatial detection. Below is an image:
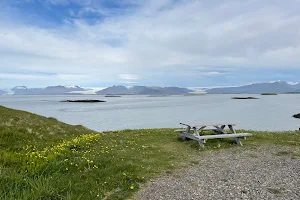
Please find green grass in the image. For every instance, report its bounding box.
[0,106,300,199]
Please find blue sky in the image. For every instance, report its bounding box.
[1,0,300,88]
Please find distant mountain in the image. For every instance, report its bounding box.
[12,85,85,95]
[97,85,128,95]
[291,83,300,90]
[0,89,7,95]
[96,85,192,95]
[206,81,299,94]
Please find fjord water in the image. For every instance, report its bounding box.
[0,94,299,132]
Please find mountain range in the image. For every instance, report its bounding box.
[0,85,192,95]
[0,89,6,95]
[96,85,192,95]
[1,81,300,95]
[206,81,300,94]
[11,85,85,95]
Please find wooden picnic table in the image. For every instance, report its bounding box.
[175,122,252,147]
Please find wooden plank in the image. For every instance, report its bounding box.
[196,133,251,140]
[179,133,202,141]
[177,133,251,147]
[179,122,191,127]
[175,130,187,133]
[180,122,239,128]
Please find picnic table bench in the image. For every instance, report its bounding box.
[175,122,252,147]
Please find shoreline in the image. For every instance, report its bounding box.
[1,93,300,132]
[0,105,299,199]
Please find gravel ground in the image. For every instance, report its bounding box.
[135,146,300,200]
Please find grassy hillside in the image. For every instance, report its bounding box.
[0,106,299,199]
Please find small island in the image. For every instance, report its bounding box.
[261,93,277,95]
[105,95,121,97]
[61,100,106,103]
[231,97,258,100]
[293,113,300,119]
[184,93,205,96]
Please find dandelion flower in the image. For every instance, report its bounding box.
[130,185,134,190]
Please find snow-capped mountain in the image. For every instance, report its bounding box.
[2,81,300,95]
[13,86,28,90]
[96,85,193,95]
[12,85,86,95]
[65,85,82,89]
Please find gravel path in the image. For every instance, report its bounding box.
[135,146,300,200]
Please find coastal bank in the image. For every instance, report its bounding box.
[0,106,299,199]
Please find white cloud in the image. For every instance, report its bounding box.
[119,74,139,80]
[118,74,139,84]
[1,0,300,87]
[203,72,222,75]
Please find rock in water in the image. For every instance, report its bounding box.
[293,113,300,119]
[61,100,106,103]
[231,97,258,100]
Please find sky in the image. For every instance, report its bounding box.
[1,0,300,88]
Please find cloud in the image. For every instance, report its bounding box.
[0,0,300,87]
[203,72,222,75]
[118,74,139,80]
[118,74,139,84]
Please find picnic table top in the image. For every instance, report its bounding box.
[180,122,239,127]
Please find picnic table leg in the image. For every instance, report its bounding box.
[198,140,204,147]
[194,127,205,147]
[213,125,226,134]
[194,126,206,136]
[221,125,226,130]
[183,126,191,140]
[193,127,199,136]
[186,126,191,133]
[228,125,243,146]
[198,126,208,143]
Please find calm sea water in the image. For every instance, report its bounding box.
[0,94,299,131]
